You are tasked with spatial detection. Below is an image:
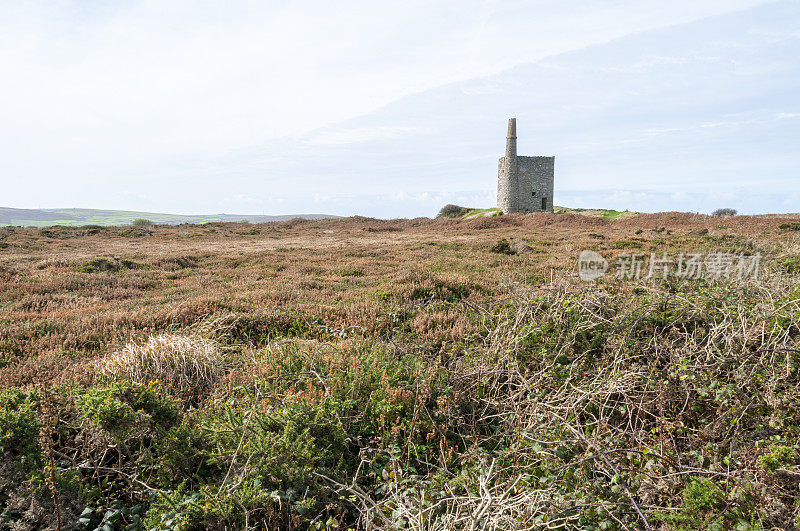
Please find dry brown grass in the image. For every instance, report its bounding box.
[97,334,225,395]
[0,212,797,381]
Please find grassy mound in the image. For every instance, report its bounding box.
[554,206,640,220]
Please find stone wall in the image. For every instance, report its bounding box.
[518,156,554,212]
[497,155,554,213]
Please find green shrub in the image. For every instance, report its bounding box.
[75,258,117,273]
[199,312,302,345]
[75,257,145,273]
[682,477,727,512]
[338,267,365,277]
[779,222,800,231]
[143,485,289,530]
[437,204,471,218]
[158,340,456,527]
[132,218,154,226]
[712,208,737,217]
[608,239,644,249]
[119,227,152,237]
[76,382,179,432]
[490,238,516,255]
[758,445,796,473]
[405,272,481,300]
[780,256,800,275]
[0,388,40,458]
[77,386,135,430]
[651,476,758,530]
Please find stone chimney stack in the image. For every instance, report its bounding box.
[505,118,517,160]
[497,118,519,213]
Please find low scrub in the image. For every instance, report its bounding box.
[75,257,145,273]
[490,237,516,255]
[4,215,800,529]
[2,280,800,529]
[437,204,472,218]
[779,222,800,231]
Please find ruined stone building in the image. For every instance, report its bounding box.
[497,118,554,213]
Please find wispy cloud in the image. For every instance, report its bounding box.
[307,127,431,146]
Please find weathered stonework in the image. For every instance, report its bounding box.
[497,118,554,213]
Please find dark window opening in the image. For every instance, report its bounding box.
[531,191,536,197]
[541,197,547,210]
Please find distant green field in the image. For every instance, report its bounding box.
[0,207,337,227]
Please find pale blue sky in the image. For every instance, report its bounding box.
[1,0,797,217]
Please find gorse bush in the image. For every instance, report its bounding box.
[712,207,737,217]
[139,340,452,528]
[76,381,180,432]
[97,334,225,395]
[0,388,40,457]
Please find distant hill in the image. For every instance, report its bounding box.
[0,207,338,227]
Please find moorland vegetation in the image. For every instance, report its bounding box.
[0,212,799,529]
